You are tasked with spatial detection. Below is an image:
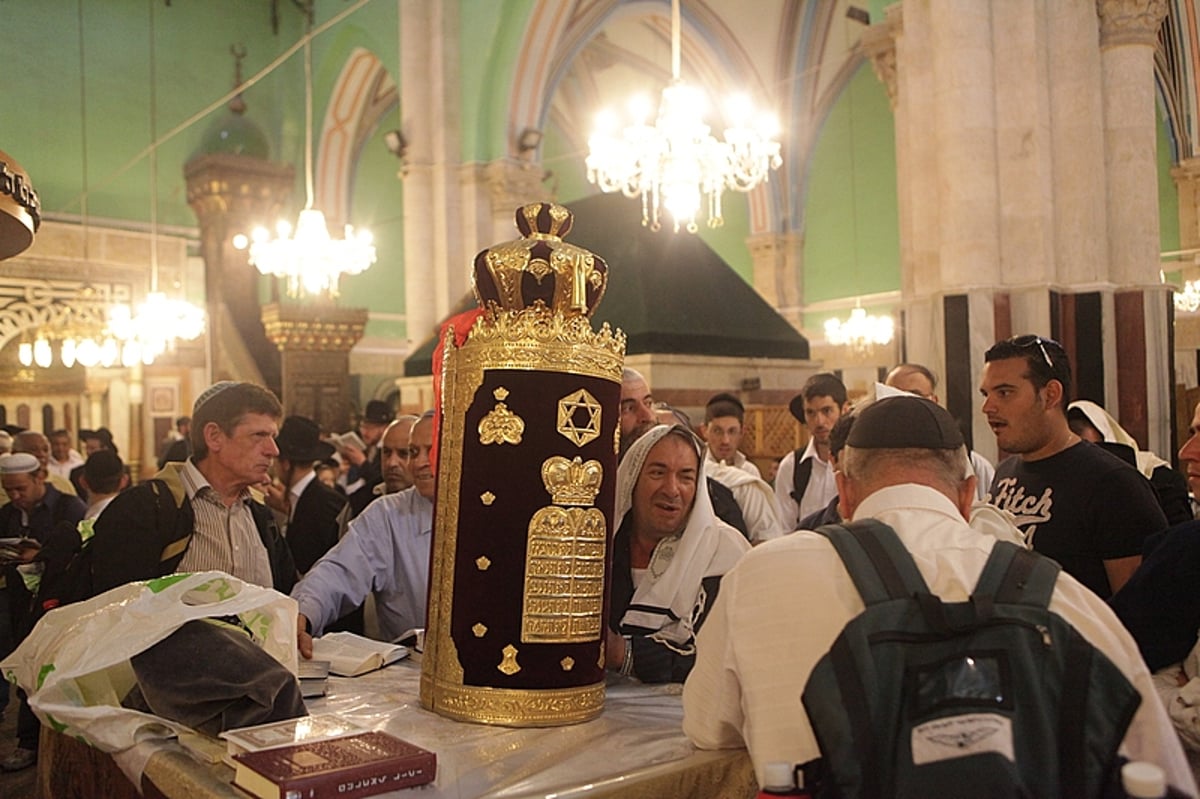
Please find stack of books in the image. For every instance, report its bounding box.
[298,659,331,698]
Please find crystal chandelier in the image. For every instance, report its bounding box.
[1175,280,1200,313]
[245,32,375,297]
[824,306,894,354]
[585,0,781,233]
[18,303,144,369]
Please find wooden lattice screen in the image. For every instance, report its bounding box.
[742,405,808,461]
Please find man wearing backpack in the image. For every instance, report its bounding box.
[683,395,1194,796]
[87,381,296,596]
[773,373,849,530]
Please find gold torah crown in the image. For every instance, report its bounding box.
[472,202,608,318]
[541,455,603,507]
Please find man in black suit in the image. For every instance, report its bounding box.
[267,416,348,576]
[342,399,394,519]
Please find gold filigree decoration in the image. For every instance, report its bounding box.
[557,388,602,447]
[498,644,521,676]
[463,305,625,382]
[613,425,620,455]
[484,245,531,310]
[522,506,606,643]
[528,258,552,283]
[548,203,569,234]
[473,623,488,638]
[480,492,495,506]
[476,555,491,571]
[541,456,603,507]
[423,679,605,726]
[478,389,524,445]
[561,657,575,672]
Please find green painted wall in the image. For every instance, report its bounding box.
[2,0,302,229]
[802,64,899,330]
[461,0,535,163]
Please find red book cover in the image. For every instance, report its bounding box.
[231,730,436,799]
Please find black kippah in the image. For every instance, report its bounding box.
[846,395,964,450]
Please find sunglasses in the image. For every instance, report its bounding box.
[1009,334,1057,368]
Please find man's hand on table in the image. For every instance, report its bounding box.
[297,612,314,659]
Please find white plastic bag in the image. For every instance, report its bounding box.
[0,570,298,756]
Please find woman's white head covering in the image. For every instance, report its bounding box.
[615,424,749,647]
[1068,400,1168,478]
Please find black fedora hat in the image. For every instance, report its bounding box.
[362,399,394,426]
[276,416,335,462]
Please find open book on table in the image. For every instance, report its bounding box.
[310,631,409,677]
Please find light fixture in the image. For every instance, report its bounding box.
[383,129,407,159]
[585,0,781,233]
[517,127,542,154]
[824,306,894,354]
[246,28,376,298]
[123,0,205,363]
[1175,280,1200,313]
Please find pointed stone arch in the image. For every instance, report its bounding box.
[315,47,397,229]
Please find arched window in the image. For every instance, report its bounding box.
[42,403,54,434]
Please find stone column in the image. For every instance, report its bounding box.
[185,153,293,392]
[746,231,804,329]
[261,303,368,432]
[401,0,465,345]
[1099,0,1168,286]
[1099,0,1169,450]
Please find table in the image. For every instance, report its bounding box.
[40,657,756,799]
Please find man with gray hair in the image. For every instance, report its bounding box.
[88,381,295,595]
[684,395,1195,792]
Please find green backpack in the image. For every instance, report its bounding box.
[800,520,1140,799]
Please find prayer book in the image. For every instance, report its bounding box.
[298,659,331,698]
[331,431,367,453]
[220,713,365,762]
[231,730,436,799]
[310,631,408,677]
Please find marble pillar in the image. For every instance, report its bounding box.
[866,0,1169,457]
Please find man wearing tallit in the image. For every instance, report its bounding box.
[606,424,751,683]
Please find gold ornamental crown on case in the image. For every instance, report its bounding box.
[472,202,608,320]
[541,456,603,507]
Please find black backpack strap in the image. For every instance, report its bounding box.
[973,541,1060,609]
[791,451,814,504]
[814,519,931,605]
[146,479,191,571]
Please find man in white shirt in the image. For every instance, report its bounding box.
[774,373,848,529]
[294,412,436,651]
[701,393,761,478]
[683,395,1196,794]
[46,430,83,482]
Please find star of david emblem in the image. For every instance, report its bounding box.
[557,388,602,447]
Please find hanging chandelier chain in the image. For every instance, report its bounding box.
[148,0,159,291]
[671,0,681,82]
[303,28,315,210]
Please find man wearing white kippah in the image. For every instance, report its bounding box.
[88,381,296,596]
[0,450,86,772]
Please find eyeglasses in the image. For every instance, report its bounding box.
[1010,334,1057,368]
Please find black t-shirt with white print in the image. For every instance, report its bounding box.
[988,440,1167,598]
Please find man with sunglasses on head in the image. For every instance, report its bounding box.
[980,335,1167,598]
